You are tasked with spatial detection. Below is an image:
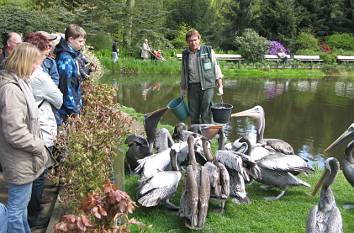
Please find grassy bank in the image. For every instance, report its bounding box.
[96,50,354,79]
[125,170,354,233]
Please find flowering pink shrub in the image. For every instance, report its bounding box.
[267,41,289,55]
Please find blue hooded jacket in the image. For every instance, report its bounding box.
[55,37,82,120]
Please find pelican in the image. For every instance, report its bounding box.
[202,139,230,212]
[216,149,261,204]
[179,136,210,230]
[125,134,150,173]
[144,107,169,153]
[324,122,354,209]
[306,157,343,233]
[231,105,295,157]
[137,148,181,210]
[255,153,313,200]
[134,141,188,179]
[230,137,313,200]
[126,107,170,173]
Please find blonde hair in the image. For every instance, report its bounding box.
[5,42,42,79]
[185,28,201,41]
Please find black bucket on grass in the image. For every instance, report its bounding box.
[211,103,233,124]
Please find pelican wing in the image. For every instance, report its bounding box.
[135,149,172,177]
[197,165,210,228]
[343,158,354,187]
[180,165,199,228]
[325,207,343,233]
[203,162,220,196]
[257,154,313,173]
[137,171,181,207]
[216,162,230,198]
[216,150,250,181]
[265,138,294,155]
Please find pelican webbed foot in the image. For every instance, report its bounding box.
[264,190,286,201]
[164,199,179,211]
[232,196,250,204]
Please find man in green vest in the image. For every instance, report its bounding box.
[180,28,223,124]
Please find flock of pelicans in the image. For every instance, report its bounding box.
[125,105,354,232]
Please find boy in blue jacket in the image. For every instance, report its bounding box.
[56,24,86,124]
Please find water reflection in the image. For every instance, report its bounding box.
[335,81,354,99]
[141,82,161,101]
[101,74,354,168]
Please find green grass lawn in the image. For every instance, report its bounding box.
[125,170,354,233]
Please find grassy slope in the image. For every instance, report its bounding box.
[125,170,354,233]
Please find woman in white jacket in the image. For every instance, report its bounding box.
[24,32,63,229]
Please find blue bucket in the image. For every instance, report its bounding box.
[167,97,189,121]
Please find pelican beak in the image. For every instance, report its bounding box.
[311,169,330,196]
[324,124,354,152]
[231,106,262,119]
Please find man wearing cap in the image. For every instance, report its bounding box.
[0,32,22,69]
[37,31,60,86]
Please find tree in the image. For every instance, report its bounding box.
[234,28,269,62]
[221,0,262,50]
[259,0,298,47]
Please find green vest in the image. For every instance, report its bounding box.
[182,45,216,90]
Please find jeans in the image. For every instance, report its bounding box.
[27,169,47,227]
[0,202,7,233]
[7,182,32,233]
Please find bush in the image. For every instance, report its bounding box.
[320,53,336,64]
[267,41,289,55]
[294,32,320,52]
[172,24,189,49]
[0,4,74,47]
[51,79,132,210]
[234,28,269,62]
[87,31,113,51]
[295,49,319,55]
[326,33,354,51]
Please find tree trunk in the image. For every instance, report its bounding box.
[124,0,135,48]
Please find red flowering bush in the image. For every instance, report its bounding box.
[54,180,143,232]
[320,40,331,53]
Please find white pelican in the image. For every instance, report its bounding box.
[324,122,354,209]
[306,157,343,233]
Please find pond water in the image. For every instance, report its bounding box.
[101,73,354,168]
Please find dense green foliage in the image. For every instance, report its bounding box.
[326,33,354,51]
[234,28,269,62]
[294,32,320,52]
[1,0,353,53]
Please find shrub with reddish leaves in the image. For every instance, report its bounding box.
[320,40,331,53]
[54,180,142,232]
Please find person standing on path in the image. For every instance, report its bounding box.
[0,42,49,233]
[141,38,151,60]
[180,29,224,124]
[112,40,119,63]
